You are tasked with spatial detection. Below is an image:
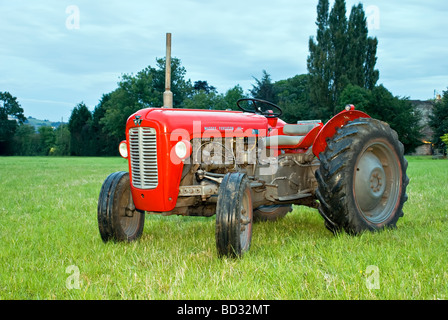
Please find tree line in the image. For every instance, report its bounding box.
[1,0,442,156]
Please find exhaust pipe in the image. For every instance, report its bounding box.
[163,32,173,108]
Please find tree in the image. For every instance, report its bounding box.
[307,0,379,119]
[183,90,222,110]
[328,0,349,107]
[183,80,225,110]
[274,74,312,123]
[429,88,448,153]
[337,84,371,111]
[100,57,192,143]
[193,80,217,94]
[0,91,26,155]
[346,4,367,88]
[151,57,193,107]
[221,85,247,110]
[53,124,71,156]
[38,126,56,156]
[90,93,117,156]
[184,84,247,111]
[250,70,276,102]
[307,0,333,120]
[68,102,93,156]
[12,123,57,156]
[339,84,422,153]
[347,4,379,90]
[12,124,39,155]
[441,133,448,154]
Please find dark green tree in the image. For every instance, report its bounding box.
[339,84,422,153]
[347,4,379,90]
[151,57,193,107]
[221,85,247,110]
[0,91,26,155]
[183,90,222,110]
[38,126,56,156]
[91,93,119,156]
[12,124,39,155]
[429,88,448,153]
[68,102,93,156]
[329,0,349,108]
[53,124,71,156]
[101,58,192,142]
[346,4,367,87]
[183,84,246,111]
[274,74,312,123]
[307,0,379,119]
[364,38,379,90]
[193,80,217,94]
[307,0,332,120]
[250,70,276,102]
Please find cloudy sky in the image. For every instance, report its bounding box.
[1,0,447,122]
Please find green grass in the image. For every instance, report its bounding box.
[0,156,447,300]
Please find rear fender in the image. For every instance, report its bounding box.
[312,106,370,158]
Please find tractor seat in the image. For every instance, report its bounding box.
[264,120,322,149]
[283,123,319,136]
[264,135,305,148]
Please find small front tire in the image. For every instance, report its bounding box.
[98,171,145,242]
[215,173,253,258]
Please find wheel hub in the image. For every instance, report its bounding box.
[355,152,386,212]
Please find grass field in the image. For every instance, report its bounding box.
[0,156,447,300]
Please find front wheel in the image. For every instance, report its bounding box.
[315,118,409,235]
[98,171,145,242]
[215,173,253,257]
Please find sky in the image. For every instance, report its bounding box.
[1,0,447,122]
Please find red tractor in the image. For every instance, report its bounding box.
[97,99,409,257]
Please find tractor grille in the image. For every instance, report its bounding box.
[129,127,158,189]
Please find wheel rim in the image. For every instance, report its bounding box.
[239,187,253,252]
[118,187,140,238]
[354,142,401,224]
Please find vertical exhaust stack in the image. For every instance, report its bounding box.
[163,33,173,108]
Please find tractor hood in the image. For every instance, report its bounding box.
[127,107,281,135]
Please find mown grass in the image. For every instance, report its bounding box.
[0,156,447,300]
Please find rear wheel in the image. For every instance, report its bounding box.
[315,118,409,234]
[216,173,253,257]
[98,171,145,242]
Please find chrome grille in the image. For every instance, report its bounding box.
[129,127,158,189]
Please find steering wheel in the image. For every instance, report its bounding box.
[236,98,283,119]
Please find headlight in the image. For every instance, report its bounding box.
[174,140,191,160]
[119,141,128,158]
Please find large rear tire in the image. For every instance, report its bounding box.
[98,171,145,242]
[215,173,253,257]
[315,118,409,235]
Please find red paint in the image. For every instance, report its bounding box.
[312,109,370,158]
